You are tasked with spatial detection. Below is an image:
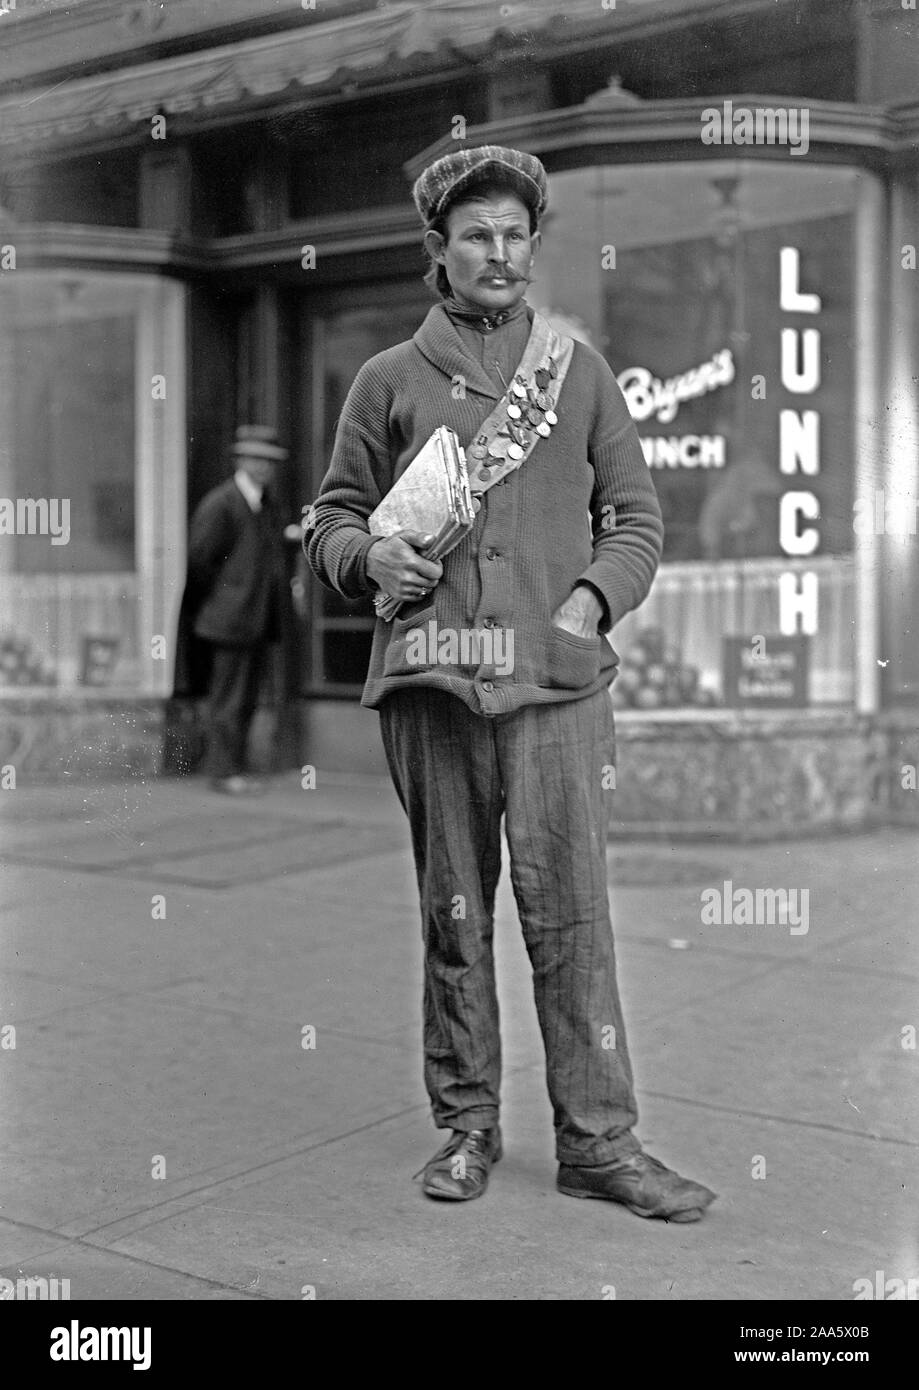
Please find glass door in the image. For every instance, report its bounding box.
[295,281,433,697]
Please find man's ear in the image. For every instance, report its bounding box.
[423,228,447,265]
[529,229,542,262]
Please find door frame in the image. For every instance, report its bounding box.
[293,277,434,698]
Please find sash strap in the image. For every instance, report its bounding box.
[463,312,575,500]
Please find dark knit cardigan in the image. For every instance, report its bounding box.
[308,302,664,714]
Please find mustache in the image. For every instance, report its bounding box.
[479,266,529,283]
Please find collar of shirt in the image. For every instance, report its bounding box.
[443,294,529,334]
[443,300,533,395]
[234,468,262,513]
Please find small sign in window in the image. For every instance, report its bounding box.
[79,636,120,687]
[723,635,810,708]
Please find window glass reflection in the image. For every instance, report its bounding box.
[533,162,857,563]
[532,162,859,705]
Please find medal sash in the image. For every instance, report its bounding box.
[368,312,575,621]
[463,311,574,499]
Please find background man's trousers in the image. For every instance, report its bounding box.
[380,685,640,1167]
[202,642,268,778]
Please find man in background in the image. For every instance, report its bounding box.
[173,424,288,794]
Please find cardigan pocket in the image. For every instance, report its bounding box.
[382,602,439,678]
[545,622,604,690]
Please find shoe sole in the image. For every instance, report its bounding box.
[557,1182,706,1222]
[421,1181,488,1202]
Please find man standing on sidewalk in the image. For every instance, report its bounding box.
[308,146,716,1221]
[174,424,288,795]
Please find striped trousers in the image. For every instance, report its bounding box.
[379,685,640,1166]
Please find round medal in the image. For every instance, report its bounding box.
[507,443,525,461]
[506,403,522,420]
[535,368,550,389]
[536,422,551,438]
[536,390,551,409]
[512,381,527,398]
[545,410,558,426]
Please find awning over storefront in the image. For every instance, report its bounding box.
[0,0,775,151]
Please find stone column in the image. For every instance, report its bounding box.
[853,171,886,715]
[881,171,919,710]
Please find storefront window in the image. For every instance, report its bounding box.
[12,312,135,574]
[532,161,859,708]
[0,271,185,694]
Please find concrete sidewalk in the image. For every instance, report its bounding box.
[0,770,916,1301]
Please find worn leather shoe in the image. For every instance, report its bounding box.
[420,1127,503,1201]
[557,1150,716,1222]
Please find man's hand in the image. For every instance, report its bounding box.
[551,584,604,638]
[366,530,443,603]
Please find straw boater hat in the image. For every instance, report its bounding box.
[231,424,288,462]
[412,144,549,224]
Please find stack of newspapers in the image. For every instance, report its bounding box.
[368,426,475,620]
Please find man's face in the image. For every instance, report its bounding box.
[238,455,276,489]
[425,189,540,314]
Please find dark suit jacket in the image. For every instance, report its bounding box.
[172,478,285,696]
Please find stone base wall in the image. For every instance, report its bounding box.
[2,696,917,837]
[0,696,166,782]
[884,711,919,829]
[610,709,916,839]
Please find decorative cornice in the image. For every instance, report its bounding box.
[405,97,919,178]
[0,224,211,274]
[0,0,362,91]
[1,206,421,276]
[0,0,589,151]
[211,205,420,269]
[0,0,795,155]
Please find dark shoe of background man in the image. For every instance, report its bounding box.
[209,775,266,796]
